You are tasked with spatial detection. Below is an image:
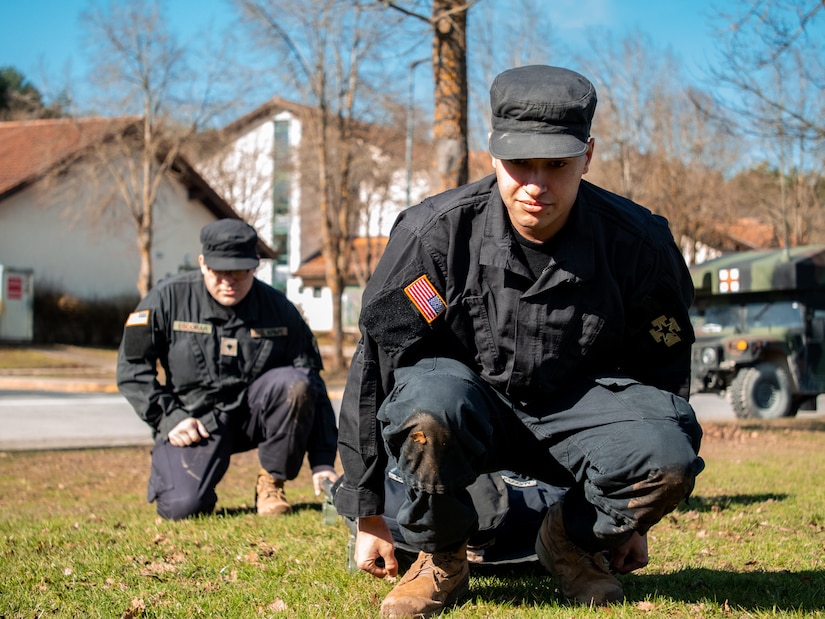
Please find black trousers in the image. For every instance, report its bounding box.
[378,357,705,553]
[147,367,324,520]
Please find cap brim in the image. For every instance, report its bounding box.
[203,256,259,271]
[489,131,588,160]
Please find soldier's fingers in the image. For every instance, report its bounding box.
[195,420,210,438]
[382,554,398,578]
[358,558,389,578]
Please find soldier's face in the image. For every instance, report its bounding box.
[492,139,593,243]
[198,256,255,306]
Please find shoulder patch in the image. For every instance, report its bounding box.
[649,315,682,347]
[404,275,447,324]
[126,310,150,327]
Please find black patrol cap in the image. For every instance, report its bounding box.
[200,219,260,271]
[488,65,597,160]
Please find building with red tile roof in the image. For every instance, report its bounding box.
[0,117,273,300]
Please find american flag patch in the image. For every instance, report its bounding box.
[404,275,446,323]
[125,310,150,327]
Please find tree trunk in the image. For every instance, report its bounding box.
[314,103,347,372]
[329,272,346,370]
[431,0,468,192]
[136,223,152,298]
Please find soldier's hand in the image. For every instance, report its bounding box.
[311,465,339,496]
[168,417,209,447]
[356,515,399,580]
[609,531,648,574]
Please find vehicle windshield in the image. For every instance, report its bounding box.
[692,300,803,335]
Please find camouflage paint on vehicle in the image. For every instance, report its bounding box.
[692,245,825,296]
[690,245,825,419]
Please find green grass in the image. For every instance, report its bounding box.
[1,421,824,617]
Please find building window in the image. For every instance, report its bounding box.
[271,233,288,266]
[272,120,290,219]
[270,119,291,268]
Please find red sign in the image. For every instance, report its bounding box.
[7,276,23,300]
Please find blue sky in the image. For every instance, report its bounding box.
[1,0,722,111]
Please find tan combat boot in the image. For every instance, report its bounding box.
[379,543,470,618]
[255,468,292,516]
[535,503,624,605]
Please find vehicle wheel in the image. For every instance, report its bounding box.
[729,362,795,419]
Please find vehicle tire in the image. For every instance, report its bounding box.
[729,362,795,419]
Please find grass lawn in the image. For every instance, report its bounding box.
[1,420,824,618]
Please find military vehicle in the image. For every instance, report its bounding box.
[689,245,825,419]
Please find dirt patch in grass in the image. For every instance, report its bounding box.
[3,418,822,517]
[0,344,117,370]
[2,419,824,618]
[0,343,351,386]
[0,447,323,520]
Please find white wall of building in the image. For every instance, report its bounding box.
[199,119,277,286]
[0,162,217,299]
[197,104,425,333]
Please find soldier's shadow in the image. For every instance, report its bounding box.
[216,502,323,517]
[472,491,821,612]
[471,565,825,612]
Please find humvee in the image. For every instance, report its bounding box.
[689,245,825,419]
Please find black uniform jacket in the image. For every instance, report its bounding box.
[334,175,696,519]
[116,270,337,469]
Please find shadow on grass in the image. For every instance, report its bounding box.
[677,492,791,513]
[468,564,825,612]
[626,568,825,611]
[216,502,322,518]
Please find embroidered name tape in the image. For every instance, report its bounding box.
[173,321,213,334]
[251,327,288,338]
[404,275,447,323]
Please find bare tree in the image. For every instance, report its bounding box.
[705,0,825,247]
[709,0,825,147]
[579,32,674,202]
[577,31,740,261]
[381,0,476,191]
[236,0,406,369]
[467,0,557,153]
[190,124,280,230]
[81,0,239,297]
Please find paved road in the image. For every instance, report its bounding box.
[0,391,153,451]
[0,388,737,452]
[0,389,345,451]
[689,392,736,422]
[6,384,825,452]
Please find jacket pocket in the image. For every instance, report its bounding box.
[463,295,504,375]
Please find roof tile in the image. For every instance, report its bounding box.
[0,117,136,196]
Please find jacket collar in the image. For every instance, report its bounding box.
[198,276,258,323]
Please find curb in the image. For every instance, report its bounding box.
[0,375,345,398]
[0,376,119,393]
